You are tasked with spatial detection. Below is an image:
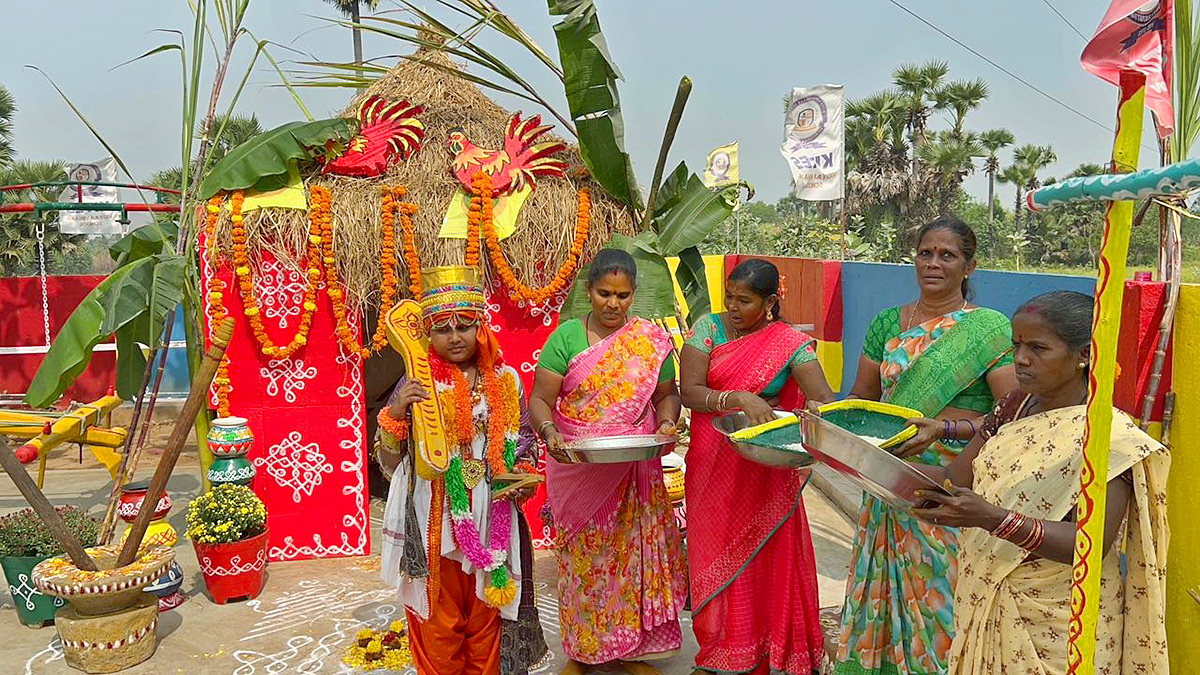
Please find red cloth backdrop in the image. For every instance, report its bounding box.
[0,275,115,403]
[201,235,370,562]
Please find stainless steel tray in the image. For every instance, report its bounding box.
[563,434,676,464]
[712,411,814,468]
[797,411,949,510]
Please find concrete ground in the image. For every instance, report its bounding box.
[2,463,857,675]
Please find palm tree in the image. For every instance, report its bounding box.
[323,0,381,88]
[934,78,990,138]
[917,136,984,213]
[980,128,1015,225]
[0,159,92,275]
[1014,144,1057,231]
[150,113,264,204]
[893,60,950,171]
[0,85,16,169]
[201,113,264,166]
[846,90,906,172]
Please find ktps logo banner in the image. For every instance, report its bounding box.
[781,85,844,200]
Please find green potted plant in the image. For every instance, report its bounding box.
[185,484,269,604]
[0,505,99,626]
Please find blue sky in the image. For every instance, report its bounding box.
[0,1,1166,206]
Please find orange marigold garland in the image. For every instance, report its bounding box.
[474,170,590,305]
[205,195,232,417]
[230,189,323,360]
[465,174,486,268]
[318,192,367,359]
[366,186,402,353]
[398,186,422,298]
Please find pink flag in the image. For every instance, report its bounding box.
[1081,0,1175,138]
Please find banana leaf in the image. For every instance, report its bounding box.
[560,231,677,321]
[198,118,355,199]
[549,0,642,210]
[109,223,178,266]
[561,163,732,326]
[25,253,186,407]
[674,246,710,325]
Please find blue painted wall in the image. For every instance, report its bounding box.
[838,262,1097,396]
[154,264,1099,399]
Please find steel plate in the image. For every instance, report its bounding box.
[797,411,949,510]
[562,434,676,464]
[712,411,814,468]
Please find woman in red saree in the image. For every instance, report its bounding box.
[681,258,836,675]
[530,250,687,675]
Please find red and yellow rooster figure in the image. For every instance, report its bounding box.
[323,95,426,177]
[447,112,567,195]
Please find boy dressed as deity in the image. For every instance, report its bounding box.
[377,266,547,675]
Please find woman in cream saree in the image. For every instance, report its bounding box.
[911,291,1169,675]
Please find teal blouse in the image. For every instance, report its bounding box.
[685,313,816,397]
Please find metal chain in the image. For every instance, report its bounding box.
[36,223,51,346]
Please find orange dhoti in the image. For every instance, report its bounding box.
[406,555,502,675]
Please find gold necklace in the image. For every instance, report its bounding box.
[905,298,968,331]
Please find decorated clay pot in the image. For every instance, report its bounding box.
[207,416,254,458]
[55,592,159,673]
[207,455,255,486]
[193,529,269,605]
[144,562,185,612]
[120,520,178,550]
[1,554,65,627]
[661,453,686,503]
[33,545,174,617]
[116,481,172,524]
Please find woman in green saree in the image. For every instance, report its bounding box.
[829,218,1019,675]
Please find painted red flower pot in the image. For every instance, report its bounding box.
[117,481,172,524]
[192,529,269,605]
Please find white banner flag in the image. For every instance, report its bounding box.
[58,158,124,234]
[781,85,845,201]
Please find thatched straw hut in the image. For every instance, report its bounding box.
[209,47,637,313]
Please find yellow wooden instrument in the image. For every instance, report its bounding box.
[384,299,451,479]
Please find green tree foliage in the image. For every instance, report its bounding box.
[0,85,15,169]
[0,160,95,276]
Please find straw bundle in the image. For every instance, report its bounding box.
[207,48,636,313]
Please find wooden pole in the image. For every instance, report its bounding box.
[116,316,234,567]
[1066,70,1145,675]
[0,436,98,571]
[641,76,693,228]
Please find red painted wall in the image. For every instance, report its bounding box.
[0,275,115,405]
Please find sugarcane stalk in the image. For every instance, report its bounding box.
[116,316,234,567]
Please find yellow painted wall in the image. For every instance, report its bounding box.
[1167,283,1200,669]
[663,255,842,390]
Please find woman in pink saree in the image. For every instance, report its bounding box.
[529,250,687,675]
[680,258,836,675]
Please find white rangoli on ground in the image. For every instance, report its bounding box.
[260,357,318,403]
[257,431,334,503]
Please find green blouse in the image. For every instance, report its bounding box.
[862,306,1013,413]
[537,318,676,382]
[684,313,817,397]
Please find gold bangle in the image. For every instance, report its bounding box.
[538,420,557,438]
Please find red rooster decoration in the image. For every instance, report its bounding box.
[323,95,426,177]
[447,112,567,195]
